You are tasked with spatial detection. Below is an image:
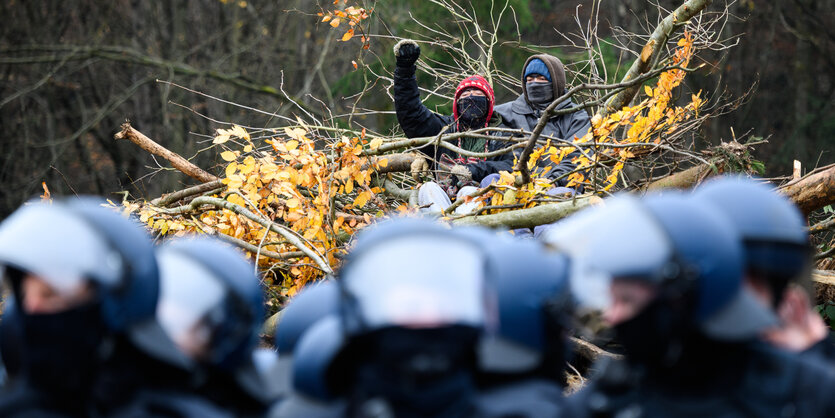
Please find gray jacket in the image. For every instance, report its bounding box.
[494,95,591,186]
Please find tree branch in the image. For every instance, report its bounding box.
[156,196,333,274]
[451,196,602,229]
[114,122,219,184]
[602,0,713,115]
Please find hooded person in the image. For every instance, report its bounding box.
[543,193,835,418]
[494,55,591,187]
[393,39,516,195]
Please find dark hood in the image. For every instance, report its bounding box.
[521,54,566,108]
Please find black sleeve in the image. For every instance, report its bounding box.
[393,65,454,140]
[464,136,516,182]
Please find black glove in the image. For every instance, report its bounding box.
[393,39,420,68]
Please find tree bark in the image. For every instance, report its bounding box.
[452,196,602,229]
[778,164,835,214]
[812,270,835,306]
[645,164,714,191]
[115,123,219,183]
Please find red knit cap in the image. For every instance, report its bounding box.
[452,75,495,131]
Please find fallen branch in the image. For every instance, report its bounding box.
[779,164,835,215]
[115,122,219,183]
[151,180,224,207]
[570,336,622,364]
[812,270,835,305]
[194,222,304,261]
[452,196,602,229]
[645,164,715,191]
[156,196,333,274]
[810,216,835,235]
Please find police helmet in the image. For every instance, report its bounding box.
[155,237,264,371]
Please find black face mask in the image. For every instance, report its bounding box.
[456,95,489,130]
[526,81,554,106]
[613,297,685,369]
[20,301,108,399]
[351,326,478,417]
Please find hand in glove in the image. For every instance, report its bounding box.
[410,154,429,181]
[393,39,420,68]
[450,164,473,184]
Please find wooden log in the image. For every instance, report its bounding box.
[812,270,835,305]
[115,122,219,183]
[452,196,602,229]
[645,164,714,191]
[779,164,835,215]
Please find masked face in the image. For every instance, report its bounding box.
[352,326,478,416]
[526,81,554,106]
[20,301,107,399]
[456,95,489,130]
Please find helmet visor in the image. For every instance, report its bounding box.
[540,195,673,311]
[156,250,226,348]
[0,203,122,294]
[343,235,488,330]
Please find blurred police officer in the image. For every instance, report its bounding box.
[0,198,191,417]
[544,193,835,418]
[473,235,573,417]
[279,218,498,417]
[693,176,833,360]
[137,237,280,417]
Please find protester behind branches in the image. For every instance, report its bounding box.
[494,55,591,187]
[393,40,516,197]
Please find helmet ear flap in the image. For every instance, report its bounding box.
[64,199,159,333]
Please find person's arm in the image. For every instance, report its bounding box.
[545,109,592,187]
[393,40,452,142]
[463,136,516,182]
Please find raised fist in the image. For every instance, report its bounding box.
[393,39,420,68]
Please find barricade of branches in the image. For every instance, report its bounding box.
[116,0,773,300]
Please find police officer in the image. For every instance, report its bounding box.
[273,281,339,398]
[281,218,498,417]
[692,176,833,360]
[147,237,280,417]
[543,193,835,417]
[473,234,573,417]
[0,198,190,416]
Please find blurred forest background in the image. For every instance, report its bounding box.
[1,0,833,218]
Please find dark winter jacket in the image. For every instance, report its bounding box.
[393,65,516,183]
[494,54,592,186]
[564,343,835,418]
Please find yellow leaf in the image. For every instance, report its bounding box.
[286,140,299,151]
[322,15,331,22]
[353,191,370,207]
[284,127,307,140]
[220,151,237,161]
[228,194,246,207]
[225,162,238,178]
[369,137,383,150]
[243,144,253,153]
[330,18,341,27]
[344,179,354,194]
[230,125,250,141]
[644,85,653,97]
[286,198,300,208]
[377,158,388,168]
[341,29,354,42]
[213,133,230,144]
